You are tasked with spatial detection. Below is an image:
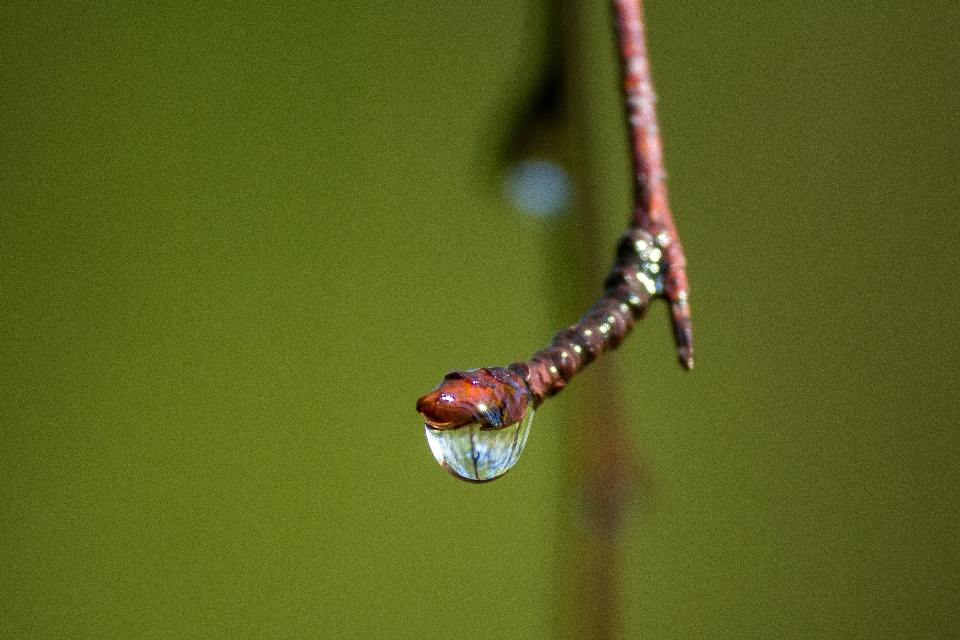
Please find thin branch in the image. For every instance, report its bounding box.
[417,0,692,481]
[614,0,693,370]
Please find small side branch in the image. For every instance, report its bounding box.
[614,0,693,369]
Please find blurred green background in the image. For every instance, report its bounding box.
[2,2,958,638]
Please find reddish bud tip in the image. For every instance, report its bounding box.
[416,367,530,431]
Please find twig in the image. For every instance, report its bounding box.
[417,0,691,479]
[614,0,693,369]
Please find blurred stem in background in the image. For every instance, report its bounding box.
[500,0,645,637]
[557,1,639,638]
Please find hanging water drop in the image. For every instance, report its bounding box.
[425,407,534,482]
[416,367,535,483]
[503,159,572,219]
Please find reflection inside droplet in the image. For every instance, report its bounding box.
[425,408,535,483]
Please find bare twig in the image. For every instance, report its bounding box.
[614,0,693,369]
[417,0,691,443]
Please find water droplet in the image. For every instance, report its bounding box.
[425,407,535,483]
[502,159,572,218]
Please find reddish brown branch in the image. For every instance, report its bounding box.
[615,0,693,369]
[417,0,692,446]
